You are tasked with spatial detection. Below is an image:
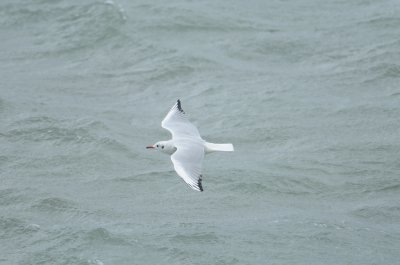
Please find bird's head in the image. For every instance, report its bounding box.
[146,141,164,151]
[146,141,176,154]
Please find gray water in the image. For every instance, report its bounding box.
[1,0,400,264]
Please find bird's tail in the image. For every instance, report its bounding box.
[204,142,234,153]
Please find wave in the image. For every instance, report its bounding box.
[137,4,274,33]
[356,16,400,29]
[85,227,131,246]
[170,232,220,244]
[0,188,29,206]
[3,116,133,157]
[351,204,400,223]
[1,0,127,59]
[0,216,40,238]
[32,197,78,212]
[3,116,100,144]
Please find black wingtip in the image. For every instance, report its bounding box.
[198,175,203,192]
[176,99,185,114]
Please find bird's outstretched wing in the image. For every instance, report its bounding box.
[171,141,204,192]
[161,100,201,139]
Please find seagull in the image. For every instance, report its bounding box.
[146,100,234,192]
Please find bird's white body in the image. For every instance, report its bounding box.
[154,140,233,155]
[147,100,234,192]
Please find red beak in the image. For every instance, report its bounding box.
[146,145,154,149]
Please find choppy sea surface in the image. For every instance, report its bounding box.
[1,0,400,264]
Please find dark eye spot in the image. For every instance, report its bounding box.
[162,146,164,149]
[156,145,159,147]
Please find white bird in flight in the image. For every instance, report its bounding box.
[146,100,234,192]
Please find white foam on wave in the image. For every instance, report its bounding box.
[104,0,126,21]
[88,259,104,265]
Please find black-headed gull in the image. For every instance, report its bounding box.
[146,100,234,192]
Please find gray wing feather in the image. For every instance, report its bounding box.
[171,141,204,192]
[161,100,201,139]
